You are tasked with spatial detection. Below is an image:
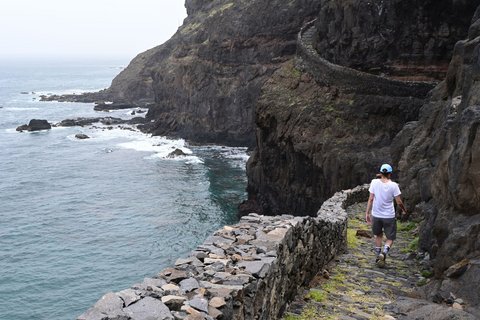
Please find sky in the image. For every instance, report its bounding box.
[0,0,187,61]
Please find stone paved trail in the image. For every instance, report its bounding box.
[284,202,425,320]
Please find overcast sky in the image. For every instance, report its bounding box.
[0,0,187,61]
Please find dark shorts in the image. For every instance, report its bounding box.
[372,217,397,240]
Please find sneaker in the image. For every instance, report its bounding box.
[376,253,386,268]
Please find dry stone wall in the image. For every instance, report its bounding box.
[297,20,435,98]
[78,185,368,320]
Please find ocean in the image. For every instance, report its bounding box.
[0,59,248,319]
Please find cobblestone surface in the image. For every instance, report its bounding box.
[284,202,425,320]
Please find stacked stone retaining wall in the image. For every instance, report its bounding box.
[78,185,368,320]
[296,20,435,98]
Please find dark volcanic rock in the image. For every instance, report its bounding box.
[94,102,146,112]
[75,134,90,140]
[314,0,480,80]
[394,8,480,274]
[17,119,52,132]
[16,124,29,132]
[56,117,138,127]
[28,119,51,131]
[167,149,187,158]
[243,61,425,216]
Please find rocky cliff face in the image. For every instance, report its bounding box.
[90,0,322,146]
[314,0,479,80]
[243,0,478,216]
[393,5,480,282]
[244,0,480,312]
[243,60,426,216]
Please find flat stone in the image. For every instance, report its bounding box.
[237,258,274,278]
[204,236,235,247]
[445,259,470,278]
[204,258,229,265]
[180,278,200,293]
[77,292,127,320]
[144,277,167,288]
[181,305,202,316]
[118,289,141,307]
[175,257,194,266]
[356,229,373,238]
[124,297,174,320]
[159,268,188,283]
[188,296,209,313]
[209,297,226,309]
[162,295,187,310]
[208,306,223,319]
[162,283,181,295]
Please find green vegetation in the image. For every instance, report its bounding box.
[284,305,321,320]
[401,236,419,253]
[306,289,326,302]
[421,270,433,278]
[397,221,417,232]
[347,228,359,248]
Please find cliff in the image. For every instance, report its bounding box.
[244,0,480,313]
[391,7,480,308]
[69,0,322,146]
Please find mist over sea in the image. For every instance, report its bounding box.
[0,59,248,320]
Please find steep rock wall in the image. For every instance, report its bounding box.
[314,0,479,80]
[393,7,480,280]
[90,0,323,146]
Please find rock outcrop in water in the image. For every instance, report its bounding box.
[16,119,52,132]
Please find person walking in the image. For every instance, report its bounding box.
[365,164,407,267]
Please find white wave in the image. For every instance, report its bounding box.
[35,87,107,96]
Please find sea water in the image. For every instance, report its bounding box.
[0,59,248,319]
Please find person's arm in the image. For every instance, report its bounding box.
[395,195,407,215]
[365,193,374,224]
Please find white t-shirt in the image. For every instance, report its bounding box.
[369,178,401,218]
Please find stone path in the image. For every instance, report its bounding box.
[283,202,426,320]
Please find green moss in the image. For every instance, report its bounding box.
[306,289,327,302]
[408,237,419,251]
[284,305,321,320]
[421,270,433,278]
[347,229,359,248]
[397,221,416,232]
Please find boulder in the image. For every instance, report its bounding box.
[167,149,187,158]
[124,297,174,320]
[28,119,51,131]
[75,134,90,140]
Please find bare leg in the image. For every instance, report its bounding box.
[385,239,393,248]
[375,234,383,247]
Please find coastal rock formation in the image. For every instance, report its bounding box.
[77,186,366,320]
[16,119,52,132]
[51,0,323,146]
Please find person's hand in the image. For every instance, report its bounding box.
[400,210,408,222]
[365,213,372,225]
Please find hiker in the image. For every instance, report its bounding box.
[365,164,407,267]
